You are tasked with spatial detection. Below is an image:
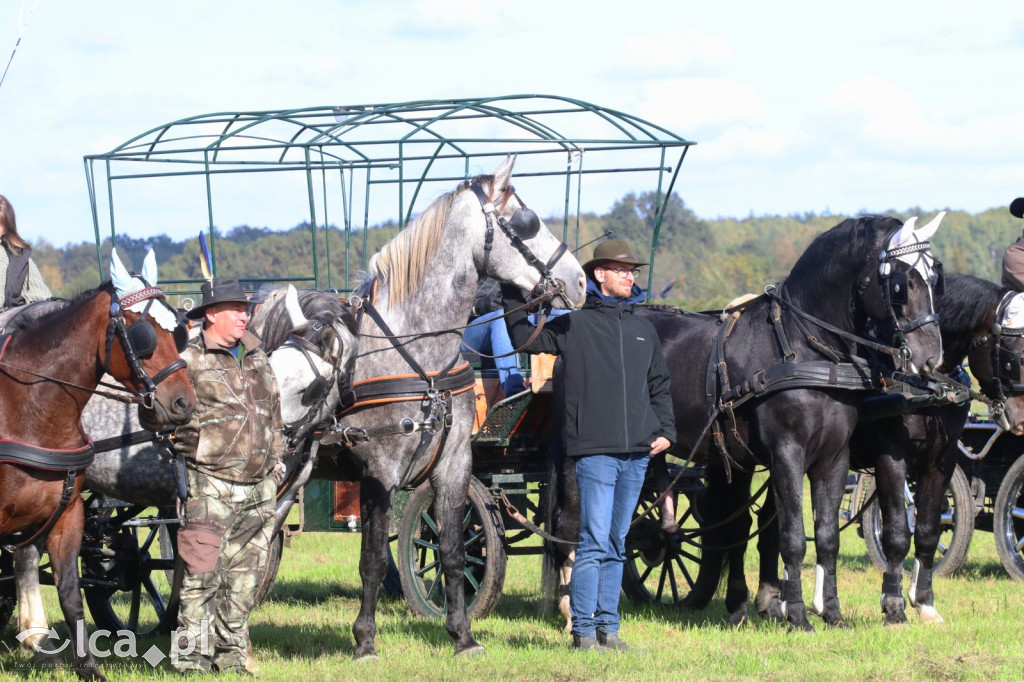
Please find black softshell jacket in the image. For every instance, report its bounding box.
[504,290,676,457]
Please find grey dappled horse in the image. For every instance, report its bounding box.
[4,284,356,661]
[332,156,585,659]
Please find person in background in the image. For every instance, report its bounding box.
[501,239,676,652]
[462,277,527,396]
[1002,197,1024,292]
[142,277,285,676]
[0,194,52,309]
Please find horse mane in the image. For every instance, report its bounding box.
[937,273,1004,336]
[9,282,110,331]
[367,175,488,307]
[783,215,903,303]
[254,287,357,353]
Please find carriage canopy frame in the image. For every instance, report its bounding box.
[83,94,695,296]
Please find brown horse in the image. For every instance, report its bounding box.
[0,249,195,680]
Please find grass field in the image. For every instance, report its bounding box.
[3,498,1023,681]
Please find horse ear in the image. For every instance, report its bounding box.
[913,211,945,242]
[109,248,136,294]
[888,216,918,249]
[140,248,159,286]
[492,154,517,196]
[285,285,308,328]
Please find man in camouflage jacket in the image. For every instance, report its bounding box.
[146,277,285,676]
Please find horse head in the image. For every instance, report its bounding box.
[784,213,944,375]
[461,155,587,309]
[968,291,1024,434]
[856,213,945,375]
[108,248,196,426]
[264,285,358,439]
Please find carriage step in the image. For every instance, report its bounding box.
[473,390,534,446]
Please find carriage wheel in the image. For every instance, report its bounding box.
[861,465,974,577]
[80,497,180,636]
[253,530,284,607]
[993,454,1024,581]
[397,476,506,620]
[621,485,704,606]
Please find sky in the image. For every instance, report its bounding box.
[1,0,1023,248]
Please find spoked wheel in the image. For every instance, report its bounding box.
[862,465,974,577]
[80,495,181,636]
[993,454,1024,581]
[622,477,705,606]
[397,476,506,619]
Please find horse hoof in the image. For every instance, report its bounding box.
[787,622,815,633]
[74,665,107,682]
[353,650,379,662]
[759,598,786,624]
[825,619,849,630]
[883,616,909,627]
[916,605,945,624]
[455,644,486,658]
[728,605,749,628]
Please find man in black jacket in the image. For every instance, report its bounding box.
[501,239,675,652]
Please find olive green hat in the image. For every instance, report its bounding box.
[582,239,648,276]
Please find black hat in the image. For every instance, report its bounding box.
[582,238,649,276]
[1011,197,1024,220]
[186,278,251,319]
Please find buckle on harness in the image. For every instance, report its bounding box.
[400,417,417,437]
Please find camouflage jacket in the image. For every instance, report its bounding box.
[169,328,285,483]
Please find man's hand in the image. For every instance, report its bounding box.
[649,436,671,456]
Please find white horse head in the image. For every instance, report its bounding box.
[266,285,358,437]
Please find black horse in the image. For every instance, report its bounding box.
[849,274,1024,625]
[684,273,1024,627]
[576,214,944,633]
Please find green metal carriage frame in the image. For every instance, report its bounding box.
[83,95,695,298]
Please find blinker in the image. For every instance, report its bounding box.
[889,272,909,306]
[507,208,541,240]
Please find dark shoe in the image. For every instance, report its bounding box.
[596,631,631,651]
[571,634,606,652]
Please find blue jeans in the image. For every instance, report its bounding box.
[571,452,650,637]
[461,310,525,395]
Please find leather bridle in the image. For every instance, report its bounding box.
[469,181,572,309]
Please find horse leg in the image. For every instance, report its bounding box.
[772,455,814,632]
[541,439,575,633]
[0,549,13,633]
[807,460,849,628]
[722,472,754,627]
[754,486,783,622]
[907,462,949,624]
[874,454,911,626]
[352,475,396,661]
[47,499,104,680]
[430,448,483,656]
[680,466,726,611]
[14,542,49,655]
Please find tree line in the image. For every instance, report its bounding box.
[29,192,1021,311]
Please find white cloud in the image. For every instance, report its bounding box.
[618,29,732,73]
[637,77,769,131]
